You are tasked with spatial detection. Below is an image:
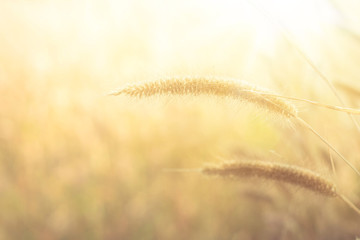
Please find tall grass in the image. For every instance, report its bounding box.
[112,76,360,176]
[1,0,360,239]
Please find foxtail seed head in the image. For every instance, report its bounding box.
[111,76,298,118]
[202,160,337,197]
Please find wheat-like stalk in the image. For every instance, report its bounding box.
[167,160,360,215]
[110,76,298,119]
[202,160,337,197]
[202,160,360,215]
[111,76,360,115]
[111,76,360,176]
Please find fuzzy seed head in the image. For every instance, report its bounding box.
[112,76,298,118]
[202,160,337,197]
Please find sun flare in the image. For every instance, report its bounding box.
[208,0,340,55]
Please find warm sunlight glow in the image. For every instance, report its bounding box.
[207,0,340,55]
[256,0,340,34]
[2,0,360,238]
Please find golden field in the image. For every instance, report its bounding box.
[0,0,360,239]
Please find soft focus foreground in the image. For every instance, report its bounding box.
[1,0,360,239]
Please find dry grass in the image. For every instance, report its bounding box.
[1,0,360,239]
[111,76,298,119]
[202,160,337,197]
[113,76,360,177]
[201,160,360,215]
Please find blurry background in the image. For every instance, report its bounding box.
[1,0,360,239]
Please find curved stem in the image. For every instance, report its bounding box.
[296,117,360,176]
[241,90,360,115]
[338,194,360,216]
